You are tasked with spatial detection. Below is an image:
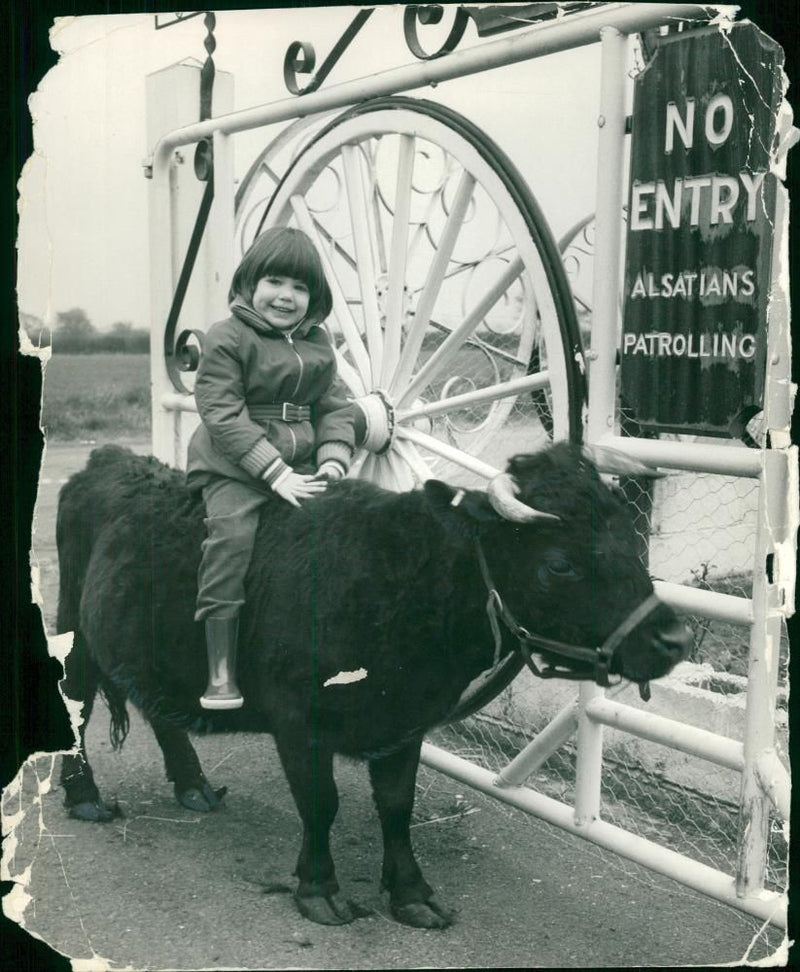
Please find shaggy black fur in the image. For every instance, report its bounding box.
[55,442,687,927]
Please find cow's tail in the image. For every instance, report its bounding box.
[98,673,131,750]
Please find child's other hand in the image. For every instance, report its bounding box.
[314,460,345,482]
[268,469,327,507]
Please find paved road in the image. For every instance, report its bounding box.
[4,438,788,969]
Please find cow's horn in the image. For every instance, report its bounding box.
[487,473,560,523]
[584,445,667,479]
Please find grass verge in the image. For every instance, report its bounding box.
[40,352,151,440]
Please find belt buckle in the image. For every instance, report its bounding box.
[281,402,300,422]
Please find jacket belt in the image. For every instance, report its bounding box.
[249,402,311,423]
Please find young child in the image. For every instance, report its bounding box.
[186,226,356,709]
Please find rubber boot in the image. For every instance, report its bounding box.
[200,616,244,710]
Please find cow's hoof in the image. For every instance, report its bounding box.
[295,892,357,925]
[392,895,455,929]
[67,800,121,823]
[176,781,227,812]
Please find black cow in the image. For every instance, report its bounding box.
[56,442,690,928]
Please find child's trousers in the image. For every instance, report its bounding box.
[195,476,272,621]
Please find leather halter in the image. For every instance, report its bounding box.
[475,540,660,700]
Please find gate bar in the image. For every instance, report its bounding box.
[495,698,580,788]
[585,697,745,771]
[149,4,716,169]
[494,691,746,791]
[596,434,762,478]
[653,582,752,625]
[420,742,786,929]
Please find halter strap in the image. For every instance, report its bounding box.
[476,540,660,694]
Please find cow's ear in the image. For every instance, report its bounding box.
[424,480,498,539]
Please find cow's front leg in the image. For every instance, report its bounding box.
[369,740,455,929]
[274,729,355,925]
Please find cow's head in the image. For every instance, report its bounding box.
[424,443,692,692]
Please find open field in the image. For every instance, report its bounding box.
[39,352,151,440]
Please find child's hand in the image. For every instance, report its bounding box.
[268,468,327,507]
[314,460,345,482]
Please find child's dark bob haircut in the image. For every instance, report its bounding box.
[229,227,333,324]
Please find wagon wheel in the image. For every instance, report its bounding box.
[238,96,585,721]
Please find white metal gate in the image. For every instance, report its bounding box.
[145,3,794,929]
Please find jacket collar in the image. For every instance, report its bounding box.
[230,296,315,339]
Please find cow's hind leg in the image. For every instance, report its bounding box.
[59,633,119,822]
[369,741,455,929]
[149,719,226,812]
[273,729,355,925]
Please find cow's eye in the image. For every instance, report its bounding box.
[546,557,577,578]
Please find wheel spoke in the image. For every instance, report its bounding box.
[380,134,416,387]
[384,449,417,491]
[390,170,476,396]
[358,451,377,483]
[290,194,373,390]
[332,346,366,396]
[393,438,434,484]
[397,371,550,423]
[405,184,444,268]
[368,453,397,491]
[395,425,500,480]
[367,139,389,275]
[398,256,524,408]
[348,448,370,479]
[342,143,384,383]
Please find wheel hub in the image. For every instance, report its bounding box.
[354,389,396,454]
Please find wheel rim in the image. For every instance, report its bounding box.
[243,97,583,493]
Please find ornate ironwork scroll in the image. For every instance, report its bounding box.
[163,156,213,394]
[403,5,470,60]
[158,11,217,393]
[284,8,373,96]
[280,3,608,95]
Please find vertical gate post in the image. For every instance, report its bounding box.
[575,25,629,827]
[735,174,796,898]
[146,62,233,466]
[148,146,175,465]
[736,450,788,896]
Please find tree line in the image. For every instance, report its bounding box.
[21,308,150,353]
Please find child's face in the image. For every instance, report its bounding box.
[252,274,311,330]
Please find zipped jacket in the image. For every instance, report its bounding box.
[186,303,355,492]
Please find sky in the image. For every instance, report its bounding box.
[16,5,611,332]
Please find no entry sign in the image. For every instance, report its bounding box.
[620,23,783,437]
